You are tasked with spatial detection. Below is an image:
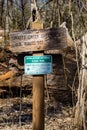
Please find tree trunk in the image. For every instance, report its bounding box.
[21,0,25,29]
[75,33,87,130]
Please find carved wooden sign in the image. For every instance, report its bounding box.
[9,28,67,53]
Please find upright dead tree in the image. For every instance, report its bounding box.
[75,32,87,130]
[21,0,26,29]
[26,0,43,29]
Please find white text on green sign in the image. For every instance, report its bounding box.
[24,55,52,75]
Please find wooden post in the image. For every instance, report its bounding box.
[33,52,44,130]
[32,37,44,130]
[30,2,44,130]
[32,31,44,130]
[9,2,71,130]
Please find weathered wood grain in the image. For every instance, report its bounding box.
[9,27,67,53]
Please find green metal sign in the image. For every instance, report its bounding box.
[24,55,52,75]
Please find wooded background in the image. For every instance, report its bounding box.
[0,0,87,36]
[0,0,87,130]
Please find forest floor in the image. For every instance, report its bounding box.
[0,95,75,130]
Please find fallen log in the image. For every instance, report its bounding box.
[0,74,32,87]
[0,70,17,81]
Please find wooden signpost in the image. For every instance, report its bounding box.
[9,2,68,130]
[9,27,68,130]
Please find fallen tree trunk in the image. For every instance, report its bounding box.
[0,70,17,81]
[0,74,32,87]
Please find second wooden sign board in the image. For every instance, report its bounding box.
[9,28,67,53]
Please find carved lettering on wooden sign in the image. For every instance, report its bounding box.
[9,28,67,53]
